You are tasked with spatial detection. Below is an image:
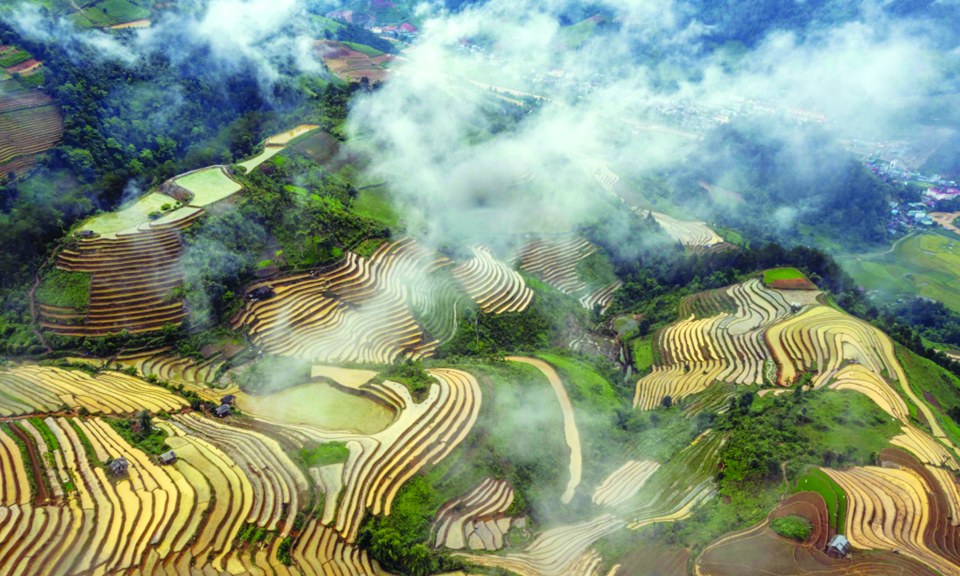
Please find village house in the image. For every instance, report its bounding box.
[159,451,176,465]
[214,404,231,418]
[826,535,851,558]
[109,457,128,476]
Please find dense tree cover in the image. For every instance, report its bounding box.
[322,18,398,55]
[770,516,812,542]
[669,122,892,251]
[888,298,960,347]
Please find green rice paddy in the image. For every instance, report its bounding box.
[81,192,172,237]
[762,268,805,283]
[842,233,960,312]
[176,168,242,206]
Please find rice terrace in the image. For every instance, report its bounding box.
[2,2,960,576]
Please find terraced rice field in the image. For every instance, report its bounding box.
[432,478,517,550]
[514,236,595,294]
[513,235,622,313]
[261,370,481,543]
[0,365,186,415]
[822,448,960,576]
[453,245,534,314]
[174,167,242,206]
[46,229,192,336]
[696,516,939,575]
[233,238,457,363]
[315,40,395,83]
[0,89,63,177]
[114,348,226,393]
[635,278,796,409]
[647,211,724,247]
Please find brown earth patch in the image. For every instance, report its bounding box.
[770,277,818,290]
[618,545,688,576]
[923,390,943,411]
[769,492,829,549]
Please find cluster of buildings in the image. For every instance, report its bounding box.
[889,200,935,230]
[870,159,956,189]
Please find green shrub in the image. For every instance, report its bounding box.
[770,515,812,541]
[302,441,350,466]
[35,268,90,312]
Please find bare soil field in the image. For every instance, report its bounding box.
[314,40,395,83]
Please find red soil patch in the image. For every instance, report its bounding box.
[769,277,818,290]
[618,545,688,576]
[769,492,829,549]
[6,58,41,74]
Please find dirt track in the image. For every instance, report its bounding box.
[506,356,582,504]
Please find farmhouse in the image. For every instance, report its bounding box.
[221,394,236,405]
[214,404,231,418]
[826,535,850,558]
[109,457,129,476]
[159,450,176,465]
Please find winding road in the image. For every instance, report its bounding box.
[506,356,582,504]
[836,232,916,260]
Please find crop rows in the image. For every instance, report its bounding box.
[47,230,190,336]
[234,239,454,363]
[432,478,515,550]
[459,513,625,576]
[578,281,622,313]
[0,365,186,416]
[766,306,900,389]
[634,279,793,409]
[625,431,725,529]
[0,103,63,166]
[115,348,226,391]
[823,451,960,576]
[262,369,482,543]
[293,519,387,576]
[513,236,595,294]
[769,491,830,549]
[648,211,723,247]
[452,245,534,314]
[592,460,660,508]
[0,414,315,575]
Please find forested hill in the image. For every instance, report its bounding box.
[670,122,892,251]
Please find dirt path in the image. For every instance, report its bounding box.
[28,270,52,355]
[836,232,916,260]
[506,356,582,504]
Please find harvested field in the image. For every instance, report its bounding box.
[647,211,723,247]
[294,519,391,575]
[513,235,595,294]
[0,89,62,176]
[315,40,395,83]
[0,365,186,415]
[175,167,242,206]
[233,238,456,363]
[822,457,960,576]
[618,545,688,576]
[311,365,378,389]
[258,369,481,543]
[453,245,534,314]
[46,229,189,336]
[265,124,320,146]
[592,460,660,508]
[507,356,581,504]
[635,279,795,409]
[696,518,939,576]
[432,478,516,550]
[115,348,226,394]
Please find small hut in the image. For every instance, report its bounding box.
[109,457,128,476]
[826,535,850,558]
[158,451,176,465]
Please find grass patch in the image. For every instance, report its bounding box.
[353,238,384,258]
[794,468,847,531]
[35,268,90,312]
[896,344,960,446]
[342,42,385,57]
[763,267,805,283]
[575,250,618,287]
[68,419,103,467]
[29,417,59,451]
[378,361,437,403]
[632,335,654,372]
[351,187,398,227]
[302,441,349,466]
